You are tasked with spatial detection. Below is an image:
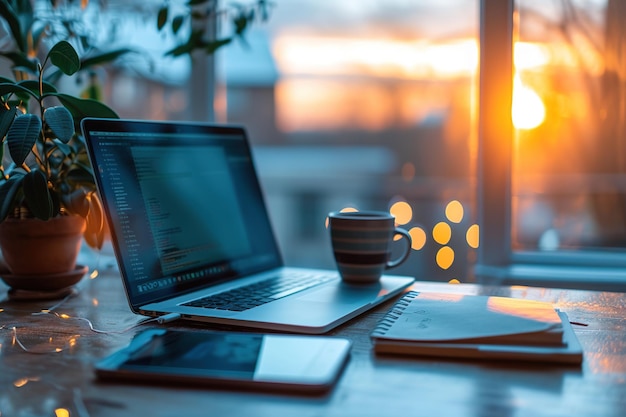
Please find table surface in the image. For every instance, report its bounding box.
[1,270,625,417]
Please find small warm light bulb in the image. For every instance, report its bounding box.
[90,270,99,279]
[92,298,99,307]
[59,314,71,319]
[13,378,29,388]
[55,408,70,417]
[448,278,461,284]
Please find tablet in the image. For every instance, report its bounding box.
[95,329,352,393]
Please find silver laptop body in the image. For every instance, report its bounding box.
[81,118,414,334]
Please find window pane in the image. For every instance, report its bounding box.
[513,0,626,257]
[218,1,480,282]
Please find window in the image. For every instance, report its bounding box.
[476,0,626,291]
[15,1,620,290]
[217,1,480,284]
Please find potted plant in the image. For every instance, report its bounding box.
[0,40,118,282]
[0,1,123,289]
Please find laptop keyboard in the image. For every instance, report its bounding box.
[182,271,337,312]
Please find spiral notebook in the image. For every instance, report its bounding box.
[370,291,583,364]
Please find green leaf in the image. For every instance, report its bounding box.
[84,192,104,249]
[48,41,81,76]
[172,15,185,34]
[0,173,25,221]
[205,38,233,55]
[165,42,194,57]
[0,82,38,100]
[233,12,249,36]
[44,106,74,143]
[51,93,119,125]
[51,138,72,157]
[0,1,25,52]
[18,80,58,95]
[65,166,95,186]
[23,169,53,220]
[7,114,42,166]
[80,48,136,69]
[165,30,205,56]
[0,107,18,140]
[62,189,90,218]
[157,6,168,30]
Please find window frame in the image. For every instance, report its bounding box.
[475,0,626,291]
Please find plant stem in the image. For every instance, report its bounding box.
[37,62,47,173]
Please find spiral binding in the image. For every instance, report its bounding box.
[371,291,419,336]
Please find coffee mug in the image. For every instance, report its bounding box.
[328,211,412,284]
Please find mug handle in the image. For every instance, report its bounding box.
[386,228,412,269]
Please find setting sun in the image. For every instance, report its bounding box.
[512,75,546,130]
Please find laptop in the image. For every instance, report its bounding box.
[81,118,415,334]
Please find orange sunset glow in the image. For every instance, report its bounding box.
[271,34,596,133]
[273,36,478,79]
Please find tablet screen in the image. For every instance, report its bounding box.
[124,331,262,378]
[95,329,351,393]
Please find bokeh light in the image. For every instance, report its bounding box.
[325,206,359,227]
[436,246,455,270]
[433,222,452,245]
[390,201,412,225]
[340,207,359,213]
[466,224,480,248]
[445,200,464,223]
[55,408,70,417]
[409,227,427,250]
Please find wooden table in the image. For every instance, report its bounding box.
[1,270,625,417]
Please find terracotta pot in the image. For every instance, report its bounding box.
[0,215,86,275]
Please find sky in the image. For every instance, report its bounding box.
[266,0,477,40]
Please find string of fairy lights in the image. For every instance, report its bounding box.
[2,295,159,355]
[0,255,158,355]
[0,253,160,417]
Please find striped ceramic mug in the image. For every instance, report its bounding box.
[328,211,412,284]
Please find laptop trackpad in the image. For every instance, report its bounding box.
[297,283,384,304]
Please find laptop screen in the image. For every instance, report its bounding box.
[81,119,282,307]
